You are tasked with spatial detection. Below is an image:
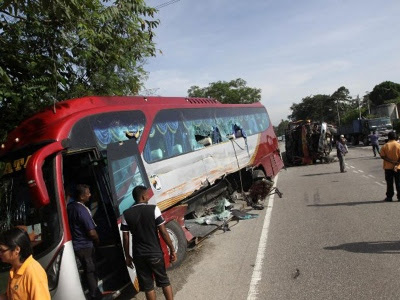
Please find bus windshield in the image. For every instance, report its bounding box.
[0,153,61,259]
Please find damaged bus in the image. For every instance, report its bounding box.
[0,96,283,299]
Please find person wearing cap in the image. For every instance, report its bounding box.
[379,131,400,201]
[339,135,348,152]
[336,136,347,173]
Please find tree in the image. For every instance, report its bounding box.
[369,81,400,106]
[187,78,261,104]
[330,86,353,125]
[288,94,333,122]
[341,106,368,124]
[331,86,351,103]
[288,86,356,126]
[275,119,289,136]
[0,0,159,141]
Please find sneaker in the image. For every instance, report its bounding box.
[384,198,393,202]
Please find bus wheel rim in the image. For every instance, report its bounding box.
[166,228,179,253]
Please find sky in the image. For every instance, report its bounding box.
[143,0,400,126]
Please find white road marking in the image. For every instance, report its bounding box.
[368,175,375,178]
[362,175,369,179]
[358,170,364,173]
[247,175,278,300]
[350,166,355,169]
[375,181,384,186]
[353,170,358,173]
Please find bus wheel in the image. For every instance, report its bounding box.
[166,220,187,268]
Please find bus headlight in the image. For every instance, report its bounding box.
[46,246,64,291]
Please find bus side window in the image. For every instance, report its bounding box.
[172,144,183,156]
[211,126,222,144]
[150,149,163,161]
[145,126,167,162]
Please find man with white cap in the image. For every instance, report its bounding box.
[340,135,348,151]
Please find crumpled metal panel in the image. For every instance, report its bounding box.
[146,134,259,211]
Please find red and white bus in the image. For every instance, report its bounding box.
[0,96,283,299]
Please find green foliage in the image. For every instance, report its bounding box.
[288,94,335,123]
[0,0,159,141]
[288,86,368,126]
[385,96,400,105]
[331,86,351,103]
[341,107,367,124]
[187,78,261,104]
[275,119,289,136]
[369,81,400,106]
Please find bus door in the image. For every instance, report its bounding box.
[105,138,150,284]
[62,149,134,297]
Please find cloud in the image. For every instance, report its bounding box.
[144,0,400,127]
[143,69,215,96]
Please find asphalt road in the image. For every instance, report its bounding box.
[135,144,400,300]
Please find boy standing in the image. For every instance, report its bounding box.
[121,186,177,300]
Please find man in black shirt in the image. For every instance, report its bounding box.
[121,186,177,300]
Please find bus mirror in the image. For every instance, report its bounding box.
[26,141,64,208]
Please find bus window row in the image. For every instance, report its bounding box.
[143,108,269,163]
[69,107,269,164]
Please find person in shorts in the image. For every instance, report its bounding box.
[121,186,177,300]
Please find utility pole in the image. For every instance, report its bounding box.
[357,94,361,119]
[336,98,341,127]
[364,91,370,115]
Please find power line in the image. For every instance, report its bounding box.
[155,0,180,9]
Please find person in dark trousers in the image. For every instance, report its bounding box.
[369,130,380,157]
[380,131,400,201]
[336,136,347,173]
[121,186,177,300]
[67,184,102,300]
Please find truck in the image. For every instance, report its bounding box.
[284,120,334,166]
[339,117,393,146]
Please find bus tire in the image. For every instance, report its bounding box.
[165,220,187,269]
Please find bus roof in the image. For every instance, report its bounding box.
[0,96,264,156]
